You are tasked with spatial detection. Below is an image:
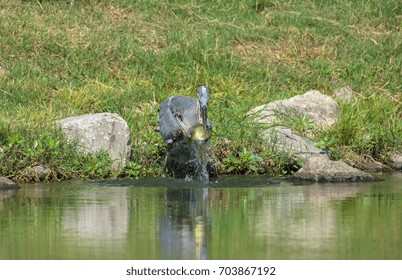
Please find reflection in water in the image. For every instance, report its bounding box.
[0,174,401,259]
[62,188,130,241]
[0,189,18,208]
[159,188,209,259]
[255,184,364,258]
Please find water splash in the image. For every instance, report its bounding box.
[193,140,210,182]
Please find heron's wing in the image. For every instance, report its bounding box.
[158,97,183,142]
[169,96,199,136]
[158,96,198,142]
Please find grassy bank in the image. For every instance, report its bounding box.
[0,0,401,182]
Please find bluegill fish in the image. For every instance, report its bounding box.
[190,124,212,142]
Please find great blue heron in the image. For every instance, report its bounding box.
[156,84,212,175]
[157,84,212,144]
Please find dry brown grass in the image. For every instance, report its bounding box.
[102,3,168,53]
[231,33,336,67]
[0,62,7,77]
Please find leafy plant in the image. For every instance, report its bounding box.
[315,134,339,160]
[292,115,314,132]
[122,161,143,179]
[280,114,315,135]
[222,147,264,175]
[81,151,113,179]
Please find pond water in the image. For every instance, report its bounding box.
[1,173,401,260]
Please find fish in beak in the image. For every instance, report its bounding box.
[190,124,212,142]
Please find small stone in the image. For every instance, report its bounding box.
[33,165,52,181]
[390,153,402,170]
[0,177,20,190]
[357,158,385,173]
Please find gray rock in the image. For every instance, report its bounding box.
[390,153,402,170]
[58,113,131,170]
[33,165,52,181]
[248,90,340,128]
[0,177,20,190]
[262,126,326,161]
[334,87,354,103]
[294,156,376,182]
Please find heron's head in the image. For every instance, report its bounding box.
[197,85,210,130]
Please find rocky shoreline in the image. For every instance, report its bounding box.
[1,89,401,185]
[246,89,400,182]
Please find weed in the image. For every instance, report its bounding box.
[285,115,315,135]
[81,151,113,179]
[222,147,264,175]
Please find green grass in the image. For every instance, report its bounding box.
[0,0,401,181]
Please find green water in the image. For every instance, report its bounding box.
[1,173,401,260]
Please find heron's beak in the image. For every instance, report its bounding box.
[201,105,208,131]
